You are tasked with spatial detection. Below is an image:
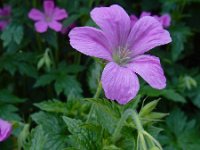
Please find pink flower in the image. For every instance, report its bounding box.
[130,11,171,28]
[159,14,171,28]
[0,119,12,142]
[69,5,172,104]
[28,1,68,33]
[0,5,11,31]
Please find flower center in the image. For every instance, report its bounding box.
[113,47,132,65]
[45,15,52,22]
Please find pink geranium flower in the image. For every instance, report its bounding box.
[69,5,172,104]
[0,5,11,31]
[0,118,12,142]
[130,11,171,28]
[28,1,68,33]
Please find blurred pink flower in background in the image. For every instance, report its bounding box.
[0,118,12,142]
[0,5,11,31]
[69,5,172,104]
[130,11,171,28]
[28,1,68,33]
[158,14,171,28]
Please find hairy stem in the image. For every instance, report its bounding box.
[112,109,133,142]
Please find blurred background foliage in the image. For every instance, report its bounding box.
[0,0,200,150]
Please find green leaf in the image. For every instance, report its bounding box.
[54,75,82,100]
[31,112,67,150]
[63,14,80,27]
[29,126,47,150]
[161,89,186,103]
[0,52,37,76]
[13,26,24,45]
[62,116,83,134]
[0,89,25,103]
[85,98,121,119]
[63,116,103,150]
[139,100,160,117]
[1,24,24,48]
[159,108,200,150]
[34,74,55,87]
[85,98,120,134]
[42,30,58,49]
[1,25,12,47]
[34,99,68,114]
[171,26,191,61]
[0,104,21,121]
[141,86,186,103]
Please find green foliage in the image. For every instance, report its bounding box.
[1,24,24,51]
[159,109,200,150]
[34,62,83,99]
[0,89,25,121]
[34,99,68,114]
[29,112,67,150]
[0,0,199,149]
[141,86,186,103]
[170,26,191,61]
[63,116,103,150]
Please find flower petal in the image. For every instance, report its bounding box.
[127,55,166,89]
[53,7,68,20]
[0,21,8,31]
[101,62,139,104]
[159,14,171,28]
[140,11,151,18]
[44,1,54,15]
[91,4,131,49]
[69,27,112,61]
[127,16,172,56]
[48,20,62,32]
[0,119,12,142]
[0,5,11,16]
[130,14,138,27]
[28,9,44,21]
[35,21,48,33]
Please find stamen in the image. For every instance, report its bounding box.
[113,46,133,65]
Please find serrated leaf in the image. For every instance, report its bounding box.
[0,104,21,121]
[85,98,120,134]
[54,75,82,99]
[159,108,200,150]
[62,116,83,134]
[85,98,121,118]
[29,126,47,150]
[34,74,55,87]
[31,112,67,150]
[63,116,103,150]
[34,99,68,114]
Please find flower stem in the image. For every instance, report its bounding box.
[112,109,133,142]
[94,81,102,99]
[86,81,102,123]
[132,110,144,132]
[36,33,42,51]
